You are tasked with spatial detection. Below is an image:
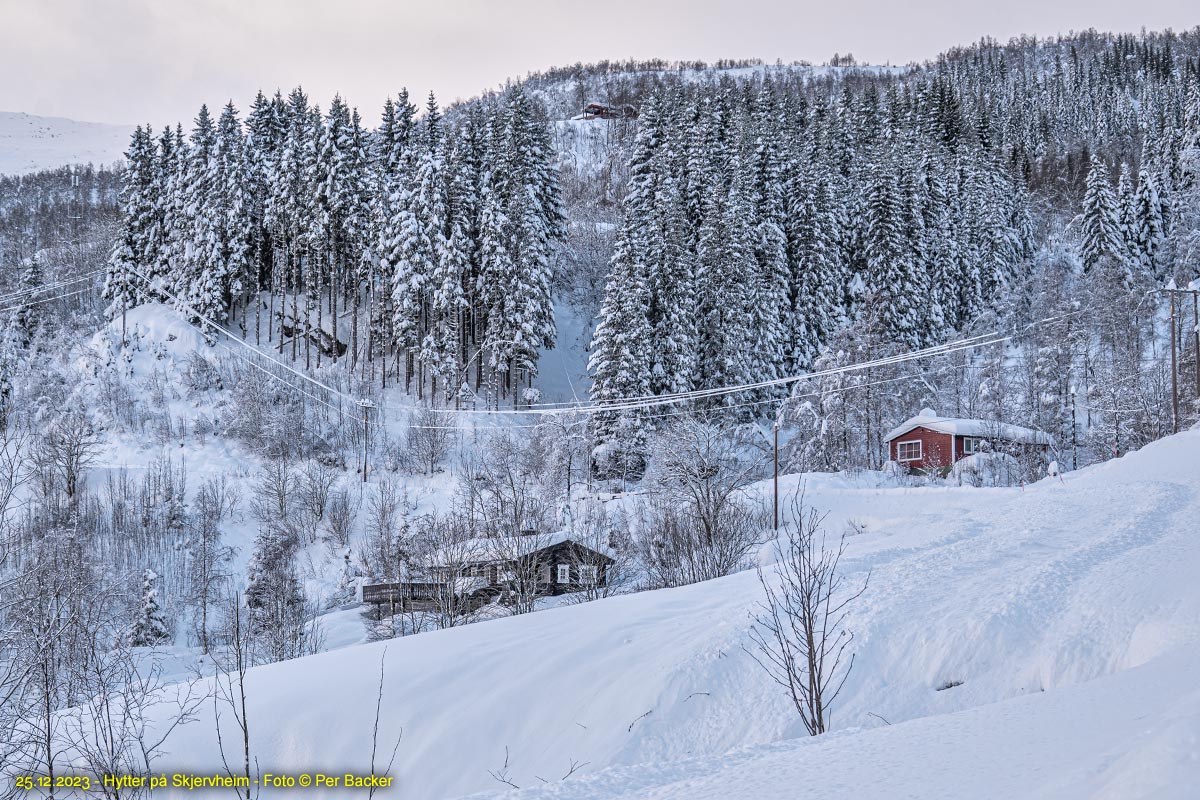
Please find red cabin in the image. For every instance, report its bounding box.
[884,409,1053,471]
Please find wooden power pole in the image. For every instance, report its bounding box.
[359,399,375,482]
[1170,289,1179,434]
[773,419,780,531]
[1194,291,1200,401]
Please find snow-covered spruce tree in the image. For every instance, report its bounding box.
[10,253,48,350]
[786,159,846,372]
[244,90,284,344]
[483,86,563,399]
[104,125,156,324]
[270,87,317,361]
[416,149,468,397]
[174,104,230,330]
[648,176,699,396]
[214,102,254,318]
[1080,155,1123,274]
[151,124,187,302]
[1116,162,1137,268]
[1131,167,1165,281]
[863,154,923,348]
[384,150,436,393]
[588,235,653,480]
[746,101,791,395]
[129,569,170,647]
[367,89,418,376]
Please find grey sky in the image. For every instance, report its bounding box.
[1,0,1196,126]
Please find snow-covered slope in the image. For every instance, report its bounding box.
[117,422,1200,799]
[481,642,1200,799]
[0,110,131,175]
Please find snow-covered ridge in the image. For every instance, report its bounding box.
[0,110,132,176]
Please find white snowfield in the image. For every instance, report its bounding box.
[125,422,1200,799]
[0,110,131,175]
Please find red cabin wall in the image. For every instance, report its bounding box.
[889,427,955,470]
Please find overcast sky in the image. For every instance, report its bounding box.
[1,0,1196,126]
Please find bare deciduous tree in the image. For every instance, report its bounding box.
[406,407,454,475]
[63,643,205,800]
[45,410,102,500]
[635,420,768,588]
[746,489,868,736]
[323,485,359,548]
[415,510,480,630]
[189,479,234,654]
[212,593,258,800]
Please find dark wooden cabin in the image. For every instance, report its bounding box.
[581,102,637,120]
[362,535,616,613]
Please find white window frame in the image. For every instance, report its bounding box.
[896,439,923,462]
[556,564,570,584]
[961,436,982,455]
[579,564,598,584]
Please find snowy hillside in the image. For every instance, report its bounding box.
[0,110,131,175]
[119,425,1200,799]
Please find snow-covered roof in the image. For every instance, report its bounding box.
[884,408,1054,446]
[430,530,608,567]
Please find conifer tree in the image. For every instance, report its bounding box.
[1131,168,1165,280]
[1080,155,1122,273]
[10,254,48,350]
[130,569,170,647]
[105,125,156,322]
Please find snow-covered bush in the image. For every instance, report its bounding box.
[129,568,171,647]
[952,452,1023,487]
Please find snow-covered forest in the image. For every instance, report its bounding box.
[1,24,1200,800]
[104,86,563,407]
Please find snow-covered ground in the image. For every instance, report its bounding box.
[91,352,1200,800]
[0,110,131,175]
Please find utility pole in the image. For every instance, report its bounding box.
[1170,288,1179,434]
[1194,290,1200,401]
[773,400,790,531]
[773,419,780,531]
[121,260,128,347]
[359,399,375,483]
[1070,386,1077,471]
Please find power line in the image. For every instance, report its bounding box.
[116,265,1094,428]
[0,285,98,316]
[0,270,104,306]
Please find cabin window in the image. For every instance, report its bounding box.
[557,564,570,584]
[896,440,922,461]
[962,437,982,454]
[539,565,552,584]
[579,565,598,584]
